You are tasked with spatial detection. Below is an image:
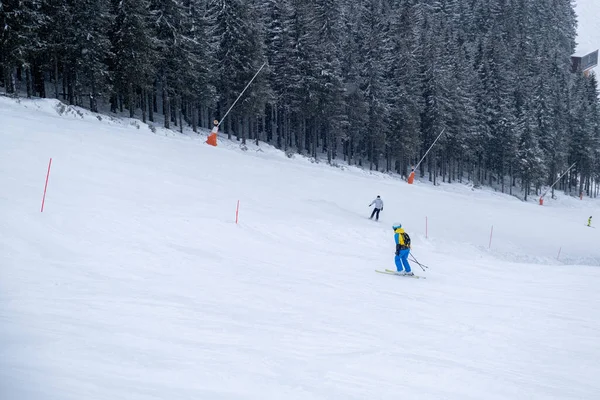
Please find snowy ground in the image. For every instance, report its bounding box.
[1,97,600,400]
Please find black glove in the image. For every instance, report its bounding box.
[395,251,399,256]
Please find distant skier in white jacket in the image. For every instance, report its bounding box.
[369,196,384,221]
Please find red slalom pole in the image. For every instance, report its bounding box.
[488,225,494,249]
[235,200,240,224]
[41,158,52,212]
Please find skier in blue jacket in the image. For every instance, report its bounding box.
[393,223,413,275]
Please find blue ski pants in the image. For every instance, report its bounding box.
[395,249,411,273]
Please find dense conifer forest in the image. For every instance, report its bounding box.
[1,0,598,197]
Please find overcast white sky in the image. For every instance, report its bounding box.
[574,0,599,56]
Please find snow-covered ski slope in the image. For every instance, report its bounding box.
[1,97,600,400]
[575,0,600,56]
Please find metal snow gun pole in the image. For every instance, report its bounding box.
[206,62,266,146]
[408,128,446,184]
[539,162,576,205]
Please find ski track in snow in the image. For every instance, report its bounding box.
[1,97,600,399]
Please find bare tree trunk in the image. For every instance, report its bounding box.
[347,138,352,164]
[197,105,203,130]
[148,88,154,122]
[54,53,59,99]
[177,96,183,133]
[192,101,198,133]
[172,98,177,126]
[369,137,374,170]
[67,66,75,105]
[25,66,32,98]
[226,111,232,140]
[4,66,16,94]
[509,165,513,195]
[34,62,45,98]
[241,116,247,145]
[273,105,279,148]
[255,116,260,146]
[128,83,135,118]
[326,125,333,164]
[283,109,288,152]
[433,154,438,182]
[298,117,305,155]
[110,94,117,114]
[2,66,8,94]
[183,100,190,126]
[62,60,67,101]
[163,77,170,129]
[312,122,317,159]
[142,87,147,123]
[152,82,157,114]
[90,74,97,112]
[162,87,167,116]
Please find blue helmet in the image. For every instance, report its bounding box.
[392,223,402,230]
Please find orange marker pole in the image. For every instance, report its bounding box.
[235,200,240,224]
[41,158,52,212]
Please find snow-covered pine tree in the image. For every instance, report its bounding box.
[359,0,389,171]
[339,0,368,166]
[0,0,45,95]
[310,0,345,164]
[439,0,479,184]
[65,0,112,111]
[208,0,265,143]
[171,0,214,133]
[263,0,308,151]
[473,3,518,190]
[290,0,321,156]
[384,0,423,176]
[150,0,187,129]
[537,0,577,193]
[1,0,599,194]
[109,0,157,119]
[568,73,600,196]
[416,0,456,184]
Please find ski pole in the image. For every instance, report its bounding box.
[410,253,429,269]
[408,253,426,271]
[413,257,429,269]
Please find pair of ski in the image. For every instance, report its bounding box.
[375,269,426,279]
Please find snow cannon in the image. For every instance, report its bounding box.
[206,120,219,147]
